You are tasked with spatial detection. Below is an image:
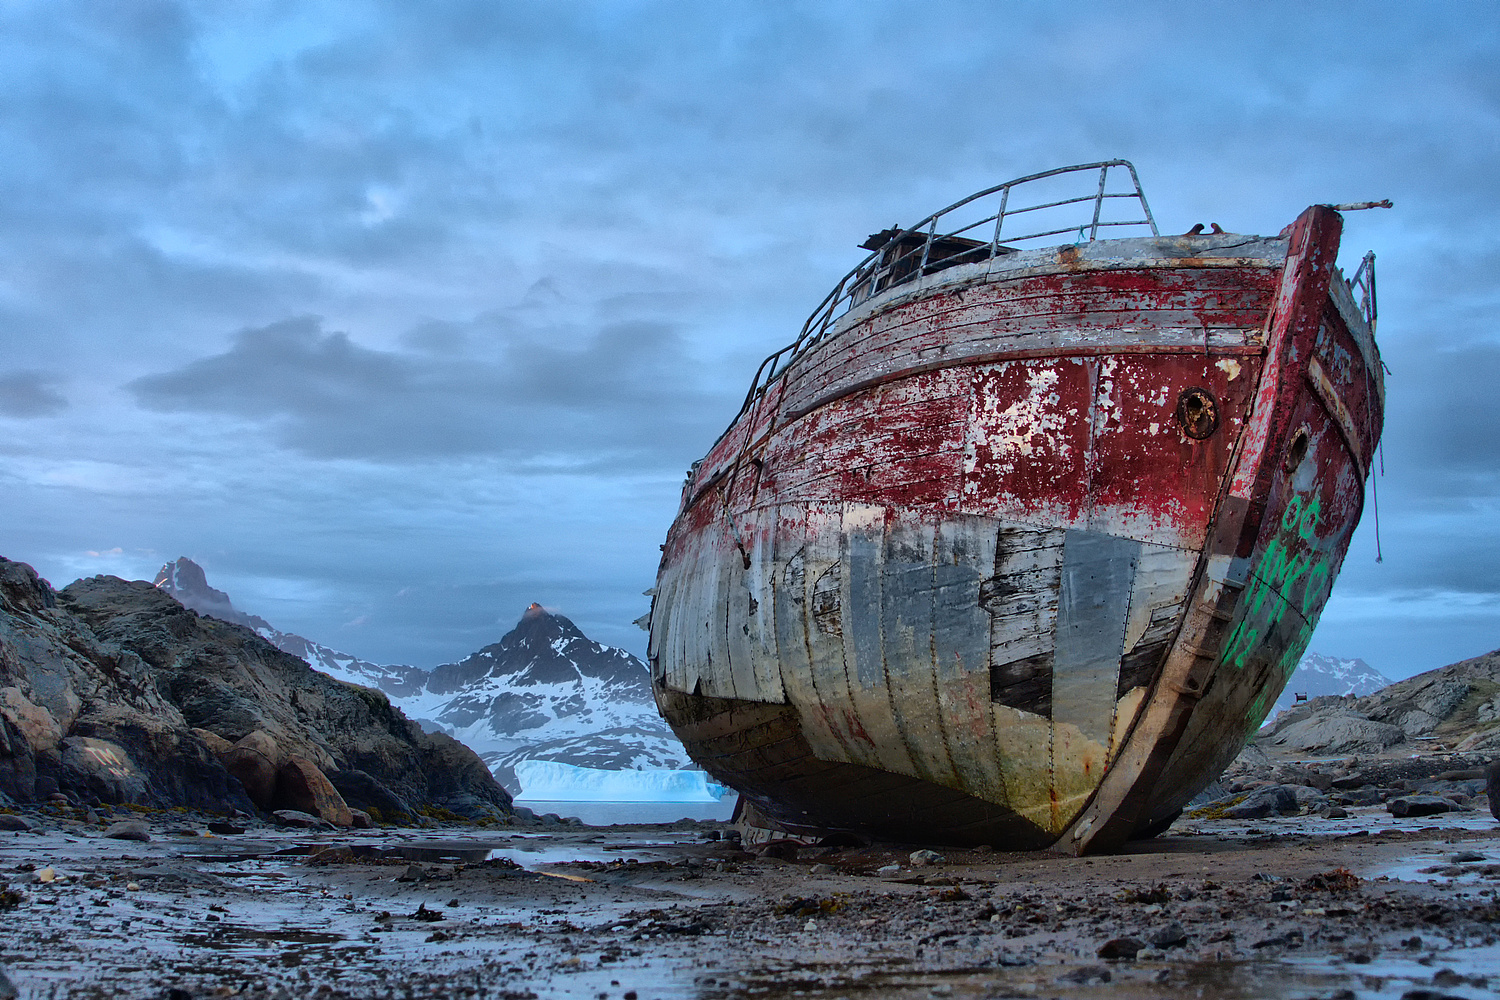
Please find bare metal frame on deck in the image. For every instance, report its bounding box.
[737,160,1159,416]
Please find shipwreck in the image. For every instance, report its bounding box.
[647,161,1386,854]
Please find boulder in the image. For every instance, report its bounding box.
[1387,795,1455,818]
[59,737,149,804]
[1271,712,1406,755]
[192,728,234,757]
[349,809,374,829]
[221,732,281,809]
[0,814,32,831]
[102,820,151,842]
[1221,785,1299,819]
[275,755,353,827]
[271,809,335,831]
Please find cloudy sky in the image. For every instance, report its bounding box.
[1,1,1496,680]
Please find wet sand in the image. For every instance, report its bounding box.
[1,801,1498,999]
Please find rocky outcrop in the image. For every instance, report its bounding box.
[1354,650,1500,749]
[0,557,249,811]
[0,557,512,820]
[1259,647,1500,754]
[1266,710,1406,755]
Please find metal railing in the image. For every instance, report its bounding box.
[736,160,1159,417]
[1346,251,1377,332]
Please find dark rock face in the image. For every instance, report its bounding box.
[328,768,415,822]
[0,557,511,820]
[1488,761,1500,822]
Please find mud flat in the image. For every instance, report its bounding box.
[1,779,1497,1000]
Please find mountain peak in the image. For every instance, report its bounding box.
[153,557,252,625]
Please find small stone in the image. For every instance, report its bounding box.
[349,809,374,829]
[1433,967,1487,988]
[803,918,817,931]
[103,821,151,842]
[410,902,443,922]
[1322,805,1349,819]
[1098,937,1145,960]
[125,882,140,891]
[909,849,946,867]
[206,822,245,835]
[875,864,901,875]
[396,863,429,882]
[810,863,834,875]
[35,867,55,883]
[0,816,33,832]
[1449,851,1486,863]
[446,898,460,907]
[1149,923,1188,948]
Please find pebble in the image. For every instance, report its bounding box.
[34,867,54,883]
[909,849,946,867]
[1449,851,1486,863]
[810,863,834,875]
[396,863,429,882]
[103,821,151,842]
[1149,922,1188,948]
[875,864,901,875]
[125,882,140,891]
[0,816,32,832]
[1098,937,1145,960]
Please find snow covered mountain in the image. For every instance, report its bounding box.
[151,559,691,796]
[399,603,688,793]
[1272,652,1393,715]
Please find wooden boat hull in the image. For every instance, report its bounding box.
[649,203,1383,853]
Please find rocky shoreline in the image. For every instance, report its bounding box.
[0,739,1496,999]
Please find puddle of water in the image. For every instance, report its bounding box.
[171,832,705,874]
[1351,834,1500,884]
[1285,942,1500,998]
[719,958,1425,1000]
[1176,805,1500,841]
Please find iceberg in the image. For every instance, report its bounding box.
[513,760,728,802]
